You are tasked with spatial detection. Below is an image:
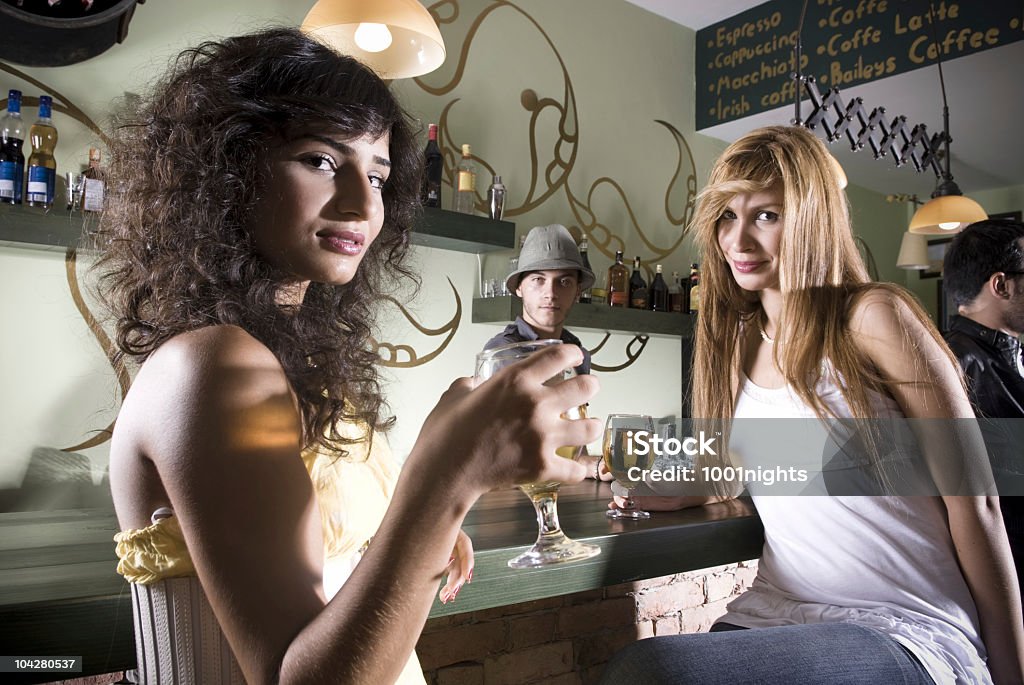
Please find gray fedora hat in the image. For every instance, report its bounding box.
[506,224,596,294]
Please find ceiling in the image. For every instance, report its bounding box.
[623,0,1024,199]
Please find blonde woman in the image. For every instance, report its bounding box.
[601,126,1023,685]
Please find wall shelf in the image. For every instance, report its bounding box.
[0,204,91,252]
[473,296,693,339]
[413,207,515,253]
[0,204,514,255]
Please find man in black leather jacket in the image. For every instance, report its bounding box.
[942,218,1024,590]
[943,219,1024,416]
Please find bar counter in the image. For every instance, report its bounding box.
[0,482,763,683]
[431,481,762,616]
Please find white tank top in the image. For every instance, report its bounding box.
[721,369,992,685]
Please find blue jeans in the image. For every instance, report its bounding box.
[599,622,936,685]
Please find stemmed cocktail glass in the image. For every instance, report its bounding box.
[475,339,601,568]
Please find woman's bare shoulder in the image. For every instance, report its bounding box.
[132,325,286,395]
[148,324,280,372]
[845,285,925,346]
[118,325,299,464]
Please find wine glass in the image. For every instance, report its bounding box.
[603,414,656,519]
[475,339,601,569]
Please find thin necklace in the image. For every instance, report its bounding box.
[759,322,775,344]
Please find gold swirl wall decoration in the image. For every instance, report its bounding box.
[421,0,578,217]
[427,0,463,37]
[566,119,695,271]
[420,0,698,372]
[62,247,131,452]
[590,335,650,373]
[372,278,462,368]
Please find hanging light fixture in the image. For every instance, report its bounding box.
[301,0,446,80]
[908,2,986,234]
[887,195,929,269]
[896,232,930,270]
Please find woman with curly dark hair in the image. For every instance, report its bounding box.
[101,27,599,685]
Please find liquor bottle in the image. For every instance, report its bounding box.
[26,95,57,210]
[668,270,683,313]
[649,264,670,312]
[578,238,593,304]
[422,123,442,208]
[80,147,104,212]
[453,143,476,214]
[0,90,25,205]
[607,250,628,308]
[628,256,648,309]
[687,263,700,315]
[487,175,506,220]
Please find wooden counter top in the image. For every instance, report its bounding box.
[434,480,762,616]
[0,482,763,682]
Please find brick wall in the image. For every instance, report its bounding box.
[417,560,759,685]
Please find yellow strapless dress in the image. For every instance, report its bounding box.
[114,427,425,684]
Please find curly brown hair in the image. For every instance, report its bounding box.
[95,27,423,455]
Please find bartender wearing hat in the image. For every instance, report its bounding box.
[484,224,611,480]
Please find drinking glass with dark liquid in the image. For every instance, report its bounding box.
[475,339,601,568]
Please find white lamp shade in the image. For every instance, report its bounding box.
[909,194,987,235]
[302,0,446,80]
[896,232,930,270]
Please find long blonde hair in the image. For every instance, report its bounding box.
[689,125,951,424]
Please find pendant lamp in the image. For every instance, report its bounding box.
[908,3,985,234]
[908,171,987,234]
[301,0,446,80]
[895,232,930,270]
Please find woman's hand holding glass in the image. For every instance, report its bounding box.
[410,342,597,500]
[474,340,602,568]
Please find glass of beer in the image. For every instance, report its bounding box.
[603,413,655,519]
[475,339,601,569]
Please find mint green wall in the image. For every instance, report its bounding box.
[845,182,907,287]
[971,184,1024,216]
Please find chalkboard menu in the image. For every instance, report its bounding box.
[696,0,1023,130]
